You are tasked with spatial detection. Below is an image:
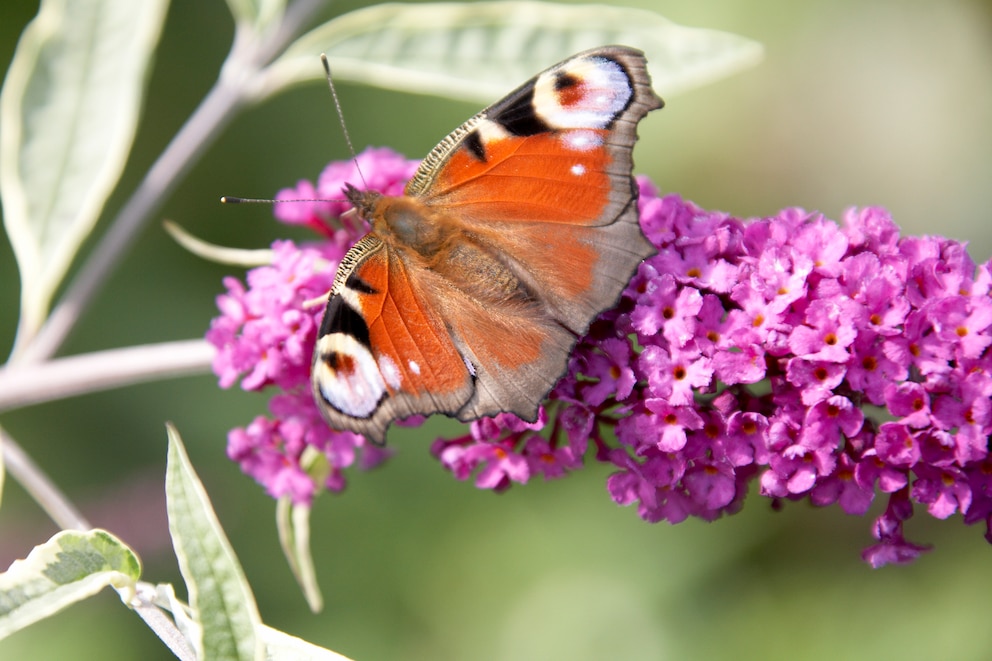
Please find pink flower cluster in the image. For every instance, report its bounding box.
[207,148,992,566]
[206,148,415,502]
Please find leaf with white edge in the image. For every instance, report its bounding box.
[259,624,355,661]
[276,496,323,613]
[0,0,169,351]
[0,529,141,641]
[258,1,763,103]
[166,424,263,661]
[225,0,285,32]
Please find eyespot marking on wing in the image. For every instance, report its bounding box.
[532,55,633,130]
[314,333,386,418]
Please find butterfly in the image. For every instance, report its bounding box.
[311,45,663,445]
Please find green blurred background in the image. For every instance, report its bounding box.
[2,0,992,659]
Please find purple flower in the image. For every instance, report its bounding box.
[911,465,972,519]
[788,299,858,363]
[885,382,932,428]
[578,337,637,406]
[630,272,702,344]
[875,422,921,467]
[208,149,992,565]
[617,398,704,453]
[929,296,992,359]
[467,441,531,491]
[854,450,909,494]
[862,490,932,567]
[683,461,736,511]
[811,453,874,515]
[523,436,583,480]
[785,359,845,406]
[639,345,713,406]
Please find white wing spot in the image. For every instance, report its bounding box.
[562,130,602,152]
[409,360,421,375]
[571,163,586,176]
[378,354,402,390]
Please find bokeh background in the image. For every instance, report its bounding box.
[2,0,991,659]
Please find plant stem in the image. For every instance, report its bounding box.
[12,0,328,365]
[1,430,91,530]
[0,339,214,412]
[131,583,197,661]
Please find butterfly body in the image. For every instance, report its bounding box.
[313,46,663,444]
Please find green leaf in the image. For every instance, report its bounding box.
[0,0,170,350]
[259,624,355,661]
[225,0,285,33]
[260,2,762,102]
[0,529,141,641]
[166,424,263,661]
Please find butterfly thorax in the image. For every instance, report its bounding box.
[342,182,445,256]
[371,196,452,259]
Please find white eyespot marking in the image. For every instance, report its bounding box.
[532,56,632,130]
[561,130,602,152]
[570,163,586,176]
[408,360,421,375]
[378,354,402,390]
[313,333,386,418]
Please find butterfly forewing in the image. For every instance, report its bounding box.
[408,46,660,229]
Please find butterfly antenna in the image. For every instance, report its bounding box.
[321,53,368,190]
[222,55,366,206]
[221,196,334,204]
[221,196,273,204]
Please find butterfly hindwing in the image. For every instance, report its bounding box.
[312,46,662,443]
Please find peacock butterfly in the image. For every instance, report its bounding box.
[311,45,663,444]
